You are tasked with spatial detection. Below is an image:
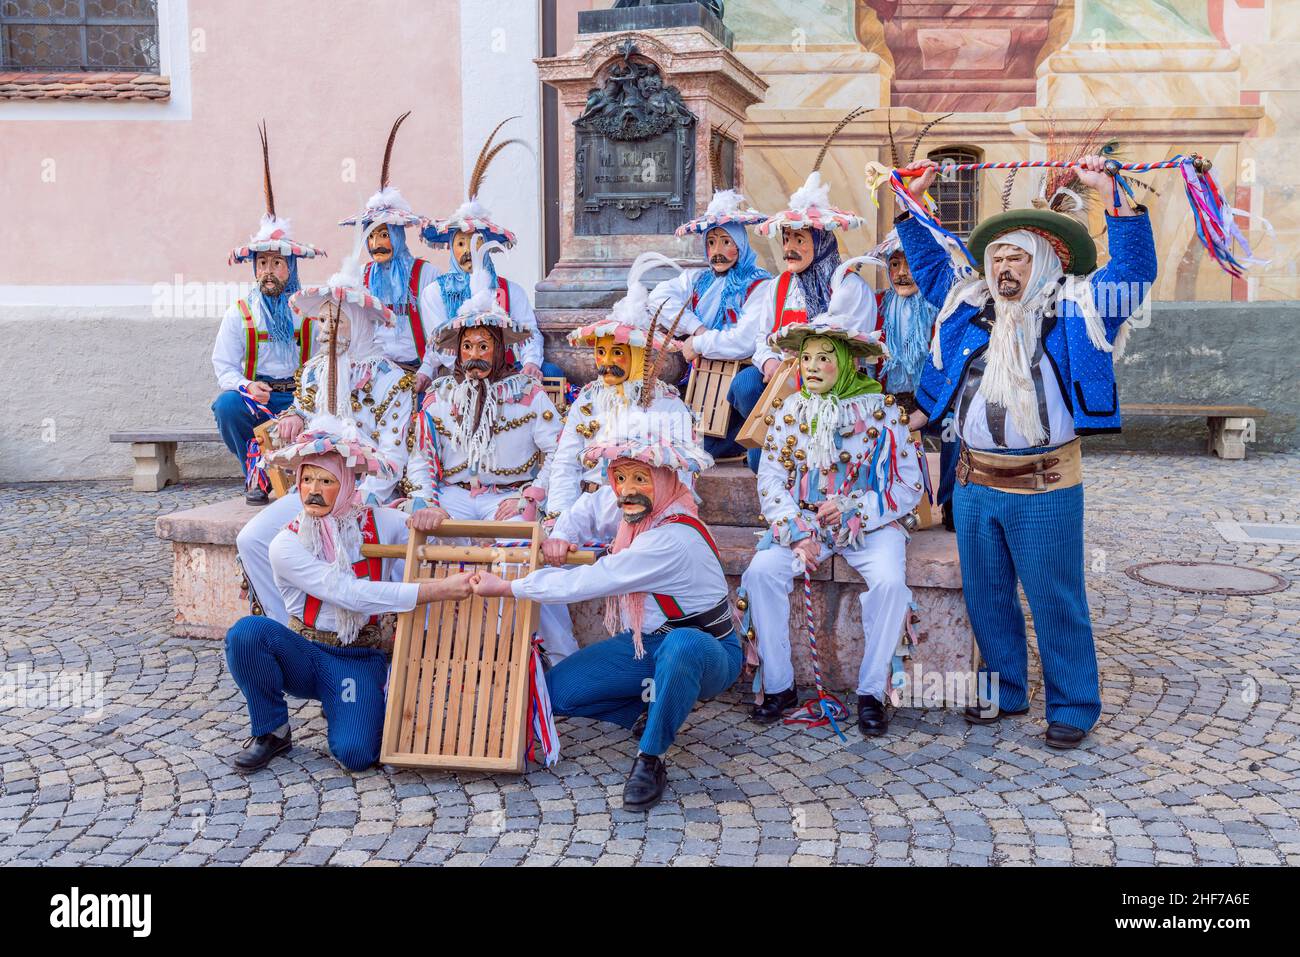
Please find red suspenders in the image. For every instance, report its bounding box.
[238,299,307,380]
[772,272,807,334]
[363,259,429,360]
[649,515,722,619]
[299,510,383,628]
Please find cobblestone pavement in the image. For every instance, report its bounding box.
[2,451,1297,867]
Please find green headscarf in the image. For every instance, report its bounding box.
[799,335,881,401]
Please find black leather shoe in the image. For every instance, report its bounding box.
[623,753,667,812]
[1045,722,1088,749]
[750,685,799,724]
[857,694,890,736]
[964,703,1030,725]
[245,486,270,506]
[233,729,291,772]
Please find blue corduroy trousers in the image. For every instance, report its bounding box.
[546,627,742,756]
[225,615,390,771]
[211,388,294,477]
[952,479,1101,731]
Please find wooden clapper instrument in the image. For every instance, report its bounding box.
[362,520,594,773]
[684,358,743,438]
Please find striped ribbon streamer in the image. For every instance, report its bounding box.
[867,153,1266,278]
[238,385,276,494]
[783,565,849,742]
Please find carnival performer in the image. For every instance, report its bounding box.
[900,154,1157,748]
[224,419,475,773]
[235,225,412,624]
[741,258,923,736]
[471,405,735,812]
[339,112,440,393]
[417,118,559,383]
[212,123,324,504]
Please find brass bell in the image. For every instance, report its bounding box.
[736,597,748,611]
[771,397,783,409]
[839,451,851,463]
[867,427,879,439]
[785,436,797,447]
[798,423,809,434]
[783,414,794,425]
[884,394,896,406]
[746,628,755,640]
[580,403,593,416]
[899,412,910,425]
[542,410,554,421]
[794,449,806,461]
[873,408,885,421]
[764,414,774,426]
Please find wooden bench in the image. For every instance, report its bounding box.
[1122,403,1269,460]
[110,429,224,491]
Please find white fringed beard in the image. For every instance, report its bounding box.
[448,375,500,474]
[791,391,844,472]
[980,296,1049,447]
[295,509,367,646]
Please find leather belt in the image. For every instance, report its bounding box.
[289,616,395,656]
[257,377,297,393]
[393,359,421,374]
[650,598,734,640]
[956,439,1082,494]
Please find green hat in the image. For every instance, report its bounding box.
[967,208,1097,276]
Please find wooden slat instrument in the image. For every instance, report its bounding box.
[374,520,593,772]
[541,375,569,415]
[736,358,799,449]
[684,358,742,438]
[252,419,294,499]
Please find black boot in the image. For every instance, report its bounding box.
[1045,722,1088,749]
[245,486,270,506]
[232,729,291,772]
[857,694,890,737]
[623,753,667,812]
[750,685,799,724]
[964,703,1030,725]
[941,504,955,532]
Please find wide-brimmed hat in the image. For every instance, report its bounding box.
[229,123,324,265]
[674,188,766,237]
[420,117,521,248]
[267,417,394,478]
[567,252,685,350]
[338,112,428,229]
[431,241,531,352]
[967,208,1097,275]
[757,171,864,236]
[580,405,713,475]
[770,255,888,359]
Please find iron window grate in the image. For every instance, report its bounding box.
[1,0,159,74]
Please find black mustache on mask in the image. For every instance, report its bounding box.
[304,494,328,506]
[596,364,627,379]
[894,275,915,285]
[370,244,392,255]
[617,493,652,511]
[458,253,473,265]
[709,255,732,264]
[783,252,805,262]
[463,359,491,372]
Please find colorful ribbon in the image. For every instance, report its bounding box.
[783,566,848,742]
[238,384,276,493]
[526,634,560,768]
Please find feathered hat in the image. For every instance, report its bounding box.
[338,112,427,229]
[674,128,766,237]
[266,413,395,479]
[580,404,713,476]
[421,117,521,248]
[758,108,868,236]
[566,252,686,350]
[770,255,888,359]
[432,240,531,352]
[229,122,325,265]
[289,221,397,330]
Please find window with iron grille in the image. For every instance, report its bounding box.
[1,0,159,73]
[928,147,981,238]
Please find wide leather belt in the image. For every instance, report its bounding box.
[289,615,395,656]
[258,377,297,393]
[957,439,1082,494]
[651,598,734,640]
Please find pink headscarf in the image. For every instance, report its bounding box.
[605,458,700,658]
[296,452,361,562]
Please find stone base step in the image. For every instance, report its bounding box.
[156,497,974,703]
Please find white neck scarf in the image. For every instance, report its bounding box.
[295,509,367,646]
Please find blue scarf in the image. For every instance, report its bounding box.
[878,286,937,393]
[251,255,300,365]
[794,228,841,318]
[365,224,416,311]
[688,221,772,331]
[437,241,498,318]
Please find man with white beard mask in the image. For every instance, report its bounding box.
[900,155,1157,750]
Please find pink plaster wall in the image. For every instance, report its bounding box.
[0,0,466,286]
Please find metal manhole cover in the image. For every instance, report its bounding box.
[1125,561,1289,596]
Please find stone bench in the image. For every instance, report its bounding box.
[1122,403,1269,460]
[157,460,975,705]
[110,429,224,491]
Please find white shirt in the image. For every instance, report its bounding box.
[294,354,414,504]
[369,258,440,367]
[957,356,1078,451]
[405,373,562,504]
[415,276,545,380]
[532,381,691,518]
[211,293,306,391]
[750,270,876,372]
[514,491,728,634]
[269,506,418,632]
[646,269,772,361]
